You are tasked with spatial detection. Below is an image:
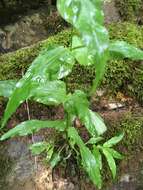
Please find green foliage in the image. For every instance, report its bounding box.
[1,1,143,189]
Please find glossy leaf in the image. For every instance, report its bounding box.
[0,80,17,98]
[86,137,104,145]
[1,46,75,128]
[1,79,67,128]
[103,133,124,148]
[31,80,67,105]
[68,127,102,188]
[57,0,109,92]
[64,90,107,136]
[72,35,94,66]
[109,41,143,60]
[29,142,48,155]
[102,147,116,179]
[93,145,102,170]
[0,120,66,140]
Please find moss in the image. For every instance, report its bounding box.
[105,112,143,154]
[0,23,143,102]
[116,0,143,23]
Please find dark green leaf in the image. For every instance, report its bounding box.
[29,142,48,155]
[109,41,143,60]
[93,145,102,170]
[102,147,116,179]
[0,80,17,98]
[0,120,66,140]
[103,133,124,147]
[68,127,102,188]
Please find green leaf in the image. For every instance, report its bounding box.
[68,127,102,189]
[86,137,104,145]
[57,0,109,91]
[103,133,124,147]
[64,90,107,136]
[0,120,66,140]
[93,145,102,170]
[46,146,54,162]
[50,153,61,168]
[31,80,67,105]
[102,147,116,179]
[72,36,94,66]
[109,41,143,60]
[107,148,124,160]
[29,142,48,155]
[1,46,75,128]
[0,80,17,98]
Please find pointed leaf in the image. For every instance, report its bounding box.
[57,0,109,90]
[68,127,102,188]
[65,90,107,136]
[109,41,143,60]
[0,80,17,98]
[102,147,116,179]
[107,148,124,160]
[103,133,124,147]
[86,137,104,145]
[93,145,102,170]
[0,120,66,140]
[1,46,75,128]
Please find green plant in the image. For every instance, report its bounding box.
[1,0,143,188]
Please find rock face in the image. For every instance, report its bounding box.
[104,0,120,24]
[0,6,66,53]
[0,0,120,54]
[0,0,51,25]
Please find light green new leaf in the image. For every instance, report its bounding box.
[65,90,106,136]
[102,147,116,179]
[107,148,124,160]
[0,80,17,98]
[103,133,124,147]
[86,137,104,145]
[0,120,66,140]
[93,145,102,170]
[29,142,48,155]
[109,41,143,60]
[68,127,102,189]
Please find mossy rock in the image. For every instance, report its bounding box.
[115,0,143,24]
[0,23,143,102]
